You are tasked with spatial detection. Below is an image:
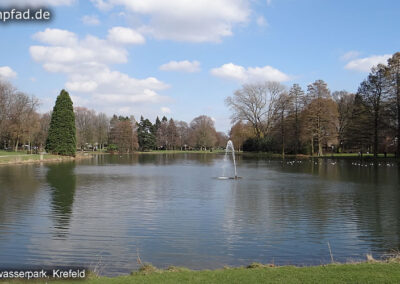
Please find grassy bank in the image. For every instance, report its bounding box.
[0,150,93,165]
[13,261,399,284]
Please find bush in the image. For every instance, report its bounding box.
[242,137,276,152]
[107,144,118,152]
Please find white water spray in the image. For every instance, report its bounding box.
[219,140,238,179]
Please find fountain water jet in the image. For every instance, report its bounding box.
[218,140,240,179]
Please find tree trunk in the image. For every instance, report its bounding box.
[397,77,400,157]
[374,111,378,158]
[14,138,19,152]
[281,113,285,158]
[294,111,298,155]
[318,139,323,157]
[310,136,314,156]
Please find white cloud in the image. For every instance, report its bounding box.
[107,27,145,45]
[256,16,268,27]
[91,0,250,42]
[159,60,200,73]
[211,63,290,83]
[30,28,169,112]
[82,15,100,26]
[0,0,75,6]
[344,54,392,72]
[0,66,17,79]
[340,51,360,61]
[161,107,171,114]
[33,28,78,46]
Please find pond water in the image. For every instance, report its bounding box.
[0,154,399,275]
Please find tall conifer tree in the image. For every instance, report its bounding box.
[45,90,76,156]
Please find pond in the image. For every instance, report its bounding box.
[0,153,399,275]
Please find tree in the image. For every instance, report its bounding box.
[189,115,217,150]
[288,84,305,154]
[358,65,388,157]
[33,112,51,151]
[303,80,338,156]
[274,92,293,157]
[176,121,190,150]
[8,92,39,151]
[225,82,284,138]
[216,131,228,148]
[45,90,76,156]
[333,91,355,152]
[152,116,161,137]
[108,115,138,152]
[387,52,400,156]
[95,112,109,150]
[167,118,179,150]
[156,116,169,149]
[137,116,156,151]
[229,121,254,151]
[74,107,96,150]
[345,94,373,152]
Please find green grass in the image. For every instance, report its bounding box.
[0,150,29,156]
[14,262,400,284]
[0,151,92,165]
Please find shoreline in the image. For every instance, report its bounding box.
[8,258,400,283]
[0,150,397,166]
[0,152,94,166]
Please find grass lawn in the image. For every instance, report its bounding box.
[0,151,91,165]
[13,262,400,284]
[0,150,30,156]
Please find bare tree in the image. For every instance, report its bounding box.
[333,90,355,152]
[8,92,39,151]
[225,82,285,138]
[387,52,400,156]
[156,116,169,149]
[176,121,190,150]
[275,92,293,157]
[304,80,338,156]
[33,112,51,151]
[358,65,389,157]
[167,118,179,150]
[289,84,305,154]
[95,112,109,150]
[215,131,228,148]
[189,115,217,150]
[229,120,254,151]
[75,107,96,150]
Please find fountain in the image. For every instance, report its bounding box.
[218,140,240,180]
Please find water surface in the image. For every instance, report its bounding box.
[0,154,399,275]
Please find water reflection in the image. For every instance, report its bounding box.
[0,165,40,225]
[47,162,76,235]
[0,155,399,275]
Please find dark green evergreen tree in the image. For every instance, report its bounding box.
[151,116,161,136]
[137,116,156,151]
[45,90,76,156]
[345,94,373,152]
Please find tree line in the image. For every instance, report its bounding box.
[0,83,227,153]
[227,52,400,157]
[1,52,399,156]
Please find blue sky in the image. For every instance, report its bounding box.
[0,0,399,132]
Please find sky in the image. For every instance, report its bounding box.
[0,0,399,133]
